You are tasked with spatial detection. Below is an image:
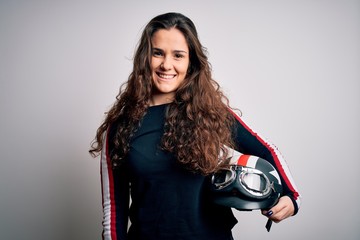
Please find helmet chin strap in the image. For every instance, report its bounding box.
[266,218,272,232]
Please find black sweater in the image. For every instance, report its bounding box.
[101,104,300,240]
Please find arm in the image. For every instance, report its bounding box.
[101,131,130,240]
[229,110,301,219]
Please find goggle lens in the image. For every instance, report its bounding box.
[240,172,269,194]
[212,169,235,189]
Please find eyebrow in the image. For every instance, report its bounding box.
[152,47,188,54]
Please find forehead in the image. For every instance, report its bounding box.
[151,28,189,51]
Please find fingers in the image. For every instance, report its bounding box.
[262,196,295,223]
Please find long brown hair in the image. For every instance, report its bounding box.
[89,12,236,175]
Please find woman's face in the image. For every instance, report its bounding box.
[150,28,190,105]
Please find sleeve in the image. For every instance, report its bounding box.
[101,130,130,240]
[229,109,302,215]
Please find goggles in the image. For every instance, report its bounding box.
[211,165,275,200]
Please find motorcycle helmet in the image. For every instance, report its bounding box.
[210,149,283,211]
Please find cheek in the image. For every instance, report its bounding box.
[150,58,160,71]
[178,63,189,75]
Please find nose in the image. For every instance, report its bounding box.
[161,56,172,70]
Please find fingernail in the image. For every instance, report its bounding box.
[266,210,273,217]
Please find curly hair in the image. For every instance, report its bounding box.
[89,12,236,175]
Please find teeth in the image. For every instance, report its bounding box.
[158,73,175,79]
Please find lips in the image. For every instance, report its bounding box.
[156,72,176,80]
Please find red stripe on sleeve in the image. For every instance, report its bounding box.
[105,135,117,240]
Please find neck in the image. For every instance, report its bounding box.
[150,93,174,106]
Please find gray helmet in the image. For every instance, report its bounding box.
[210,152,283,210]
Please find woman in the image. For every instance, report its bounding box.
[90,12,301,240]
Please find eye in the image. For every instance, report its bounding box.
[174,53,184,59]
[152,50,163,57]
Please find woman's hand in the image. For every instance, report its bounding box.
[261,196,294,223]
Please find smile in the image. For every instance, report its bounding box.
[156,72,176,79]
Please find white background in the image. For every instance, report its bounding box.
[1,0,359,239]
